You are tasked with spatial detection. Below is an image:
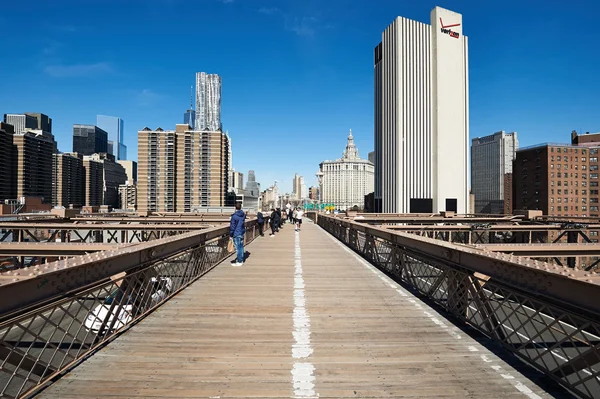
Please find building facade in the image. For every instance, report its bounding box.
[14,130,55,203]
[73,124,108,155]
[117,160,137,184]
[24,113,52,133]
[0,123,16,201]
[82,158,104,207]
[374,6,468,213]
[4,114,37,135]
[138,125,229,213]
[52,153,84,207]
[513,144,592,217]
[195,72,222,131]
[318,130,374,211]
[84,153,127,208]
[471,131,518,214]
[97,115,126,160]
[119,184,137,210]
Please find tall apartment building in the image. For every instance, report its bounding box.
[14,130,55,203]
[374,6,468,213]
[318,130,375,210]
[471,131,518,214]
[97,115,127,160]
[138,125,229,213]
[52,153,84,207]
[175,125,229,211]
[73,124,108,155]
[82,158,104,206]
[195,72,222,131]
[0,123,16,201]
[117,160,137,184]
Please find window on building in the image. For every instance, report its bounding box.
[583,157,587,162]
[591,231,598,237]
[575,157,578,162]
[558,172,562,178]
[551,164,554,169]
[558,181,562,186]
[592,166,599,171]
[550,206,555,211]
[592,149,598,155]
[583,206,588,211]
[592,182,598,187]
[592,198,599,204]
[564,181,568,186]
[583,165,588,170]
[558,189,562,195]
[551,181,555,186]
[558,206,562,211]
[592,173,599,179]
[583,189,588,195]
[564,197,569,203]
[551,156,554,161]
[592,206,599,211]
[592,157,598,162]
[551,198,554,203]
[558,198,562,203]
[591,190,599,195]
[557,148,562,153]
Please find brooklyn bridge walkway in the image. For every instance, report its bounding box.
[38,220,564,398]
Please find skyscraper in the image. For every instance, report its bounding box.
[73,125,108,155]
[4,114,37,135]
[24,113,52,133]
[374,6,469,213]
[471,131,518,214]
[195,72,222,131]
[97,115,126,160]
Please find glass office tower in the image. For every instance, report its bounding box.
[97,115,127,160]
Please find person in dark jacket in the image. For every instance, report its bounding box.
[229,203,246,266]
[269,208,278,237]
[276,207,283,229]
[257,211,265,236]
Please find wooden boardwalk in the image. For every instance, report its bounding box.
[39,220,564,398]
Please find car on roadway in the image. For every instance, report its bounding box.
[84,277,173,334]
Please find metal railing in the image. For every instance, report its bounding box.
[0,218,263,398]
[315,214,600,399]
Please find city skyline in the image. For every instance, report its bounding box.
[1,1,599,193]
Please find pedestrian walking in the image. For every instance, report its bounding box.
[276,207,283,229]
[269,208,278,237]
[295,208,304,232]
[229,203,246,267]
[257,210,265,236]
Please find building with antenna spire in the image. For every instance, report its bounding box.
[183,85,195,129]
[317,129,374,211]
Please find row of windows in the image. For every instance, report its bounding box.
[549,164,587,170]
[550,147,589,154]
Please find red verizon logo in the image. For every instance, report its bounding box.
[439,18,460,39]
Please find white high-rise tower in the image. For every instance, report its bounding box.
[195,72,222,131]
[374,6,469,213]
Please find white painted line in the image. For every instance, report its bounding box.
[291,232,318,398]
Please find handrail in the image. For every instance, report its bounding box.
[315,214,600,399]
[0,218,265,398]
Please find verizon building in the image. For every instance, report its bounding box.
[374,6,469,213]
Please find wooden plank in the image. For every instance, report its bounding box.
[38,220,559,398]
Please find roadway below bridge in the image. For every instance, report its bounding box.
[36,220,568,398]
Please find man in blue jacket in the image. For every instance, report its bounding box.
[230,203,246,267]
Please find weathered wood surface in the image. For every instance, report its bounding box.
[38,220,562,398]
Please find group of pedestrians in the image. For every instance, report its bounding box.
[229,204,306,267]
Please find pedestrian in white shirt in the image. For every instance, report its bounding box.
[295,208,304,232]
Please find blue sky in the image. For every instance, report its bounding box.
[1,0,599,193]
